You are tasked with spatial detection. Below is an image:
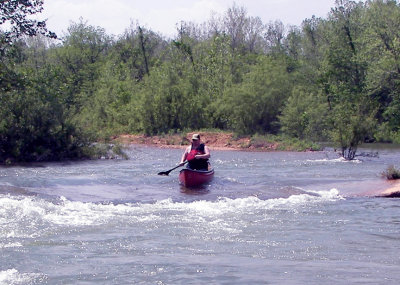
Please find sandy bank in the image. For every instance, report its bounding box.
[379,180,400,197]
[113,132,279,151]
[114,132,400,198]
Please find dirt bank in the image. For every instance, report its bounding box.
[113,132,400,197]
[113,132,279,151]
[379,180,400,197]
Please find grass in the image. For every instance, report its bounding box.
[249,134,322,151]
[382,165,400,180]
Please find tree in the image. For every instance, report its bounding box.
[264,20,286,54]
[320,0,376,159]
[0,0,56,43]
[0,41,90,162]
[279,87,329,141]
[222,55,292,134]
[173,23,196,67]
[223,4,248,52]
[221,3,266,54]
[113,23,165,81]
[54,20,111,114]
[197,34,234,129]
[6,0,400,162]
[0,1,78,163]
[330,100,376,159]
[362,0,400,139]
[298,16,325,80]
[0,0,56,93]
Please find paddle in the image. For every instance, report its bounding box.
[158,161,187,176]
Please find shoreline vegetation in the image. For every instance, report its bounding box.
[380,180,400,198]
[3,1,400,165]
[380,165,400,197]
[113,131,400,198]
[1,1,400,196]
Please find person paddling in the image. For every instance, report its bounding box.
[179,134,210,170]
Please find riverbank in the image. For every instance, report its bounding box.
[379,180,400,197]
[113,132,400,197]
[114,132,253,150]
[113,132,320,151]
[2,147,400,284]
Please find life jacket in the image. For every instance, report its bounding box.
[186,149,198,161]
[187,143,208,170]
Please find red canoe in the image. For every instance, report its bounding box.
[179,165,214,187]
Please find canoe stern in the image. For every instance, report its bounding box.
[179,167,214,187]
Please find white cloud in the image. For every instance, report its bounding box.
[43,0,140,36]
[143,0,226,36]
[40,0,335,38]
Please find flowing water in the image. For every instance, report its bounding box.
[1,145,400,284]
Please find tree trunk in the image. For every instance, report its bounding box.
[138,26,150,76]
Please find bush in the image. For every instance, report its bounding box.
[249,134,322,151]
[382,165,400,180]
[279,87,329,141]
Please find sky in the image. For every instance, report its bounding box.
[41,0,336,38]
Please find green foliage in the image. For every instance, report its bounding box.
[196,34,234,129]
[3,1,400,162]
[314,0,376,159]
[249,134,321,151]
[280,87,329,140]
[362,0,400,133]
[54,20,111,113]
[0,87,91,163]
[329,100,376,160]
[382,165,400,180]
[139,59,206,135]
[222,55,291,134]
[0,20,94,163]
[0,0,56,43]
[373,122,400,143]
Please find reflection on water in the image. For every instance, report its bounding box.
[180,185,211,195]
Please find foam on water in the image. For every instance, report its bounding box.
[0,189,342,235]
[0,242,22,249]
[2,188,343,252]
[180,188,342,215]
[0,269,46,285]
[306,157,362,164]
[0,148,398,284]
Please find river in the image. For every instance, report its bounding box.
[1,145,399,284]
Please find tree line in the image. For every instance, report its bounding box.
[1,0,400,162]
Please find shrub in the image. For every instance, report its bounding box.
[382,165,400,180]
[249,134,322,151]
